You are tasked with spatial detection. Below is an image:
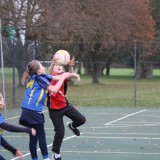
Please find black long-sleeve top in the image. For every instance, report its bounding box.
[0,122,32,155]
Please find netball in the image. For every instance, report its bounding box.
[54,50,70,66]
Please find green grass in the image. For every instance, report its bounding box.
[1,68,160,108]
[66,75,160,108]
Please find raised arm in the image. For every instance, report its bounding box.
[68,56,75,73]
[68,57,80,81]
[47,72,80,93]
[47,72,69,93]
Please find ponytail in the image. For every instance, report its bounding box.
[21,71,29,85]
[21,60,40,85]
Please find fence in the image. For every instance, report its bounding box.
[1,37,160,114]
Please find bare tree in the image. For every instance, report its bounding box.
[77,0,155,82]
[0,0,52,86]
[0,0,156,83]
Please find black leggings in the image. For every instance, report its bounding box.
[29,123,48,159]
[48,104,86,154]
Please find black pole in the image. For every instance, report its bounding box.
[134,40,137,107]
[12,40,16,105]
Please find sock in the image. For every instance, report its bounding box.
[71,123,75,129]
[54,153,61,158]
[44,158,50,160]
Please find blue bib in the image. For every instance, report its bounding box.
[21,74,52,112]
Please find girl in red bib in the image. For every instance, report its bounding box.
[47,56,86,160]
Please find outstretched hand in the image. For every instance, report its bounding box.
[15,149,23,159]
[61,72,80,82]
[77,74,80,82]
[72,73,80,82]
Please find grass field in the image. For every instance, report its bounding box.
[0,68,160,108]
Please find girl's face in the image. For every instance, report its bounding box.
[0,98,5,110]
[53,64,64,75]
[37,63,46,75]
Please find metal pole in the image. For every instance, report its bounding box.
[12,40,16,105]
[0,18,6,118]
[134,40,137,107]
[7,26,17,106]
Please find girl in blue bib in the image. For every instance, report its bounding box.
[0,93,36,160]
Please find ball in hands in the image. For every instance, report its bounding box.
[54,50,70,66]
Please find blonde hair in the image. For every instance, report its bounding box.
[21,60,40,85]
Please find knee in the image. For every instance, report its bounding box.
[81,116,86,125]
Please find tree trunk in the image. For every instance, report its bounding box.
[146,64,154,79]
[106,58,111,76]
[92,62,99,83]
[136,62,154,79]
[90,43,101,83]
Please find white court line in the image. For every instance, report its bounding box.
[10,134,78,160]
[5,110,48,121]
[9,109,145,159]
[83,132,160,136]
[77,136,160,140]
[6,110,76,160]
[4,131,160,138]
[82,123,160,129]
[108,123,160,128]
[105,109,146,125]
[61,150,160,155]
[5,116,20,120]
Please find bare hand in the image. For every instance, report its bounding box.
[61,72,80,82]
[76,74,80,82]
[68,56,75,67]
[31,128,36,136]
[72,73,80,82]
[15,150,23,159]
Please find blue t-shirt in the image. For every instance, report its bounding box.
[21,74,53,112]
[0,114,5,124]
[0,114,5,137]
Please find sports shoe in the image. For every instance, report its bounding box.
[52,154,61,160]
[67,122,80,136]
